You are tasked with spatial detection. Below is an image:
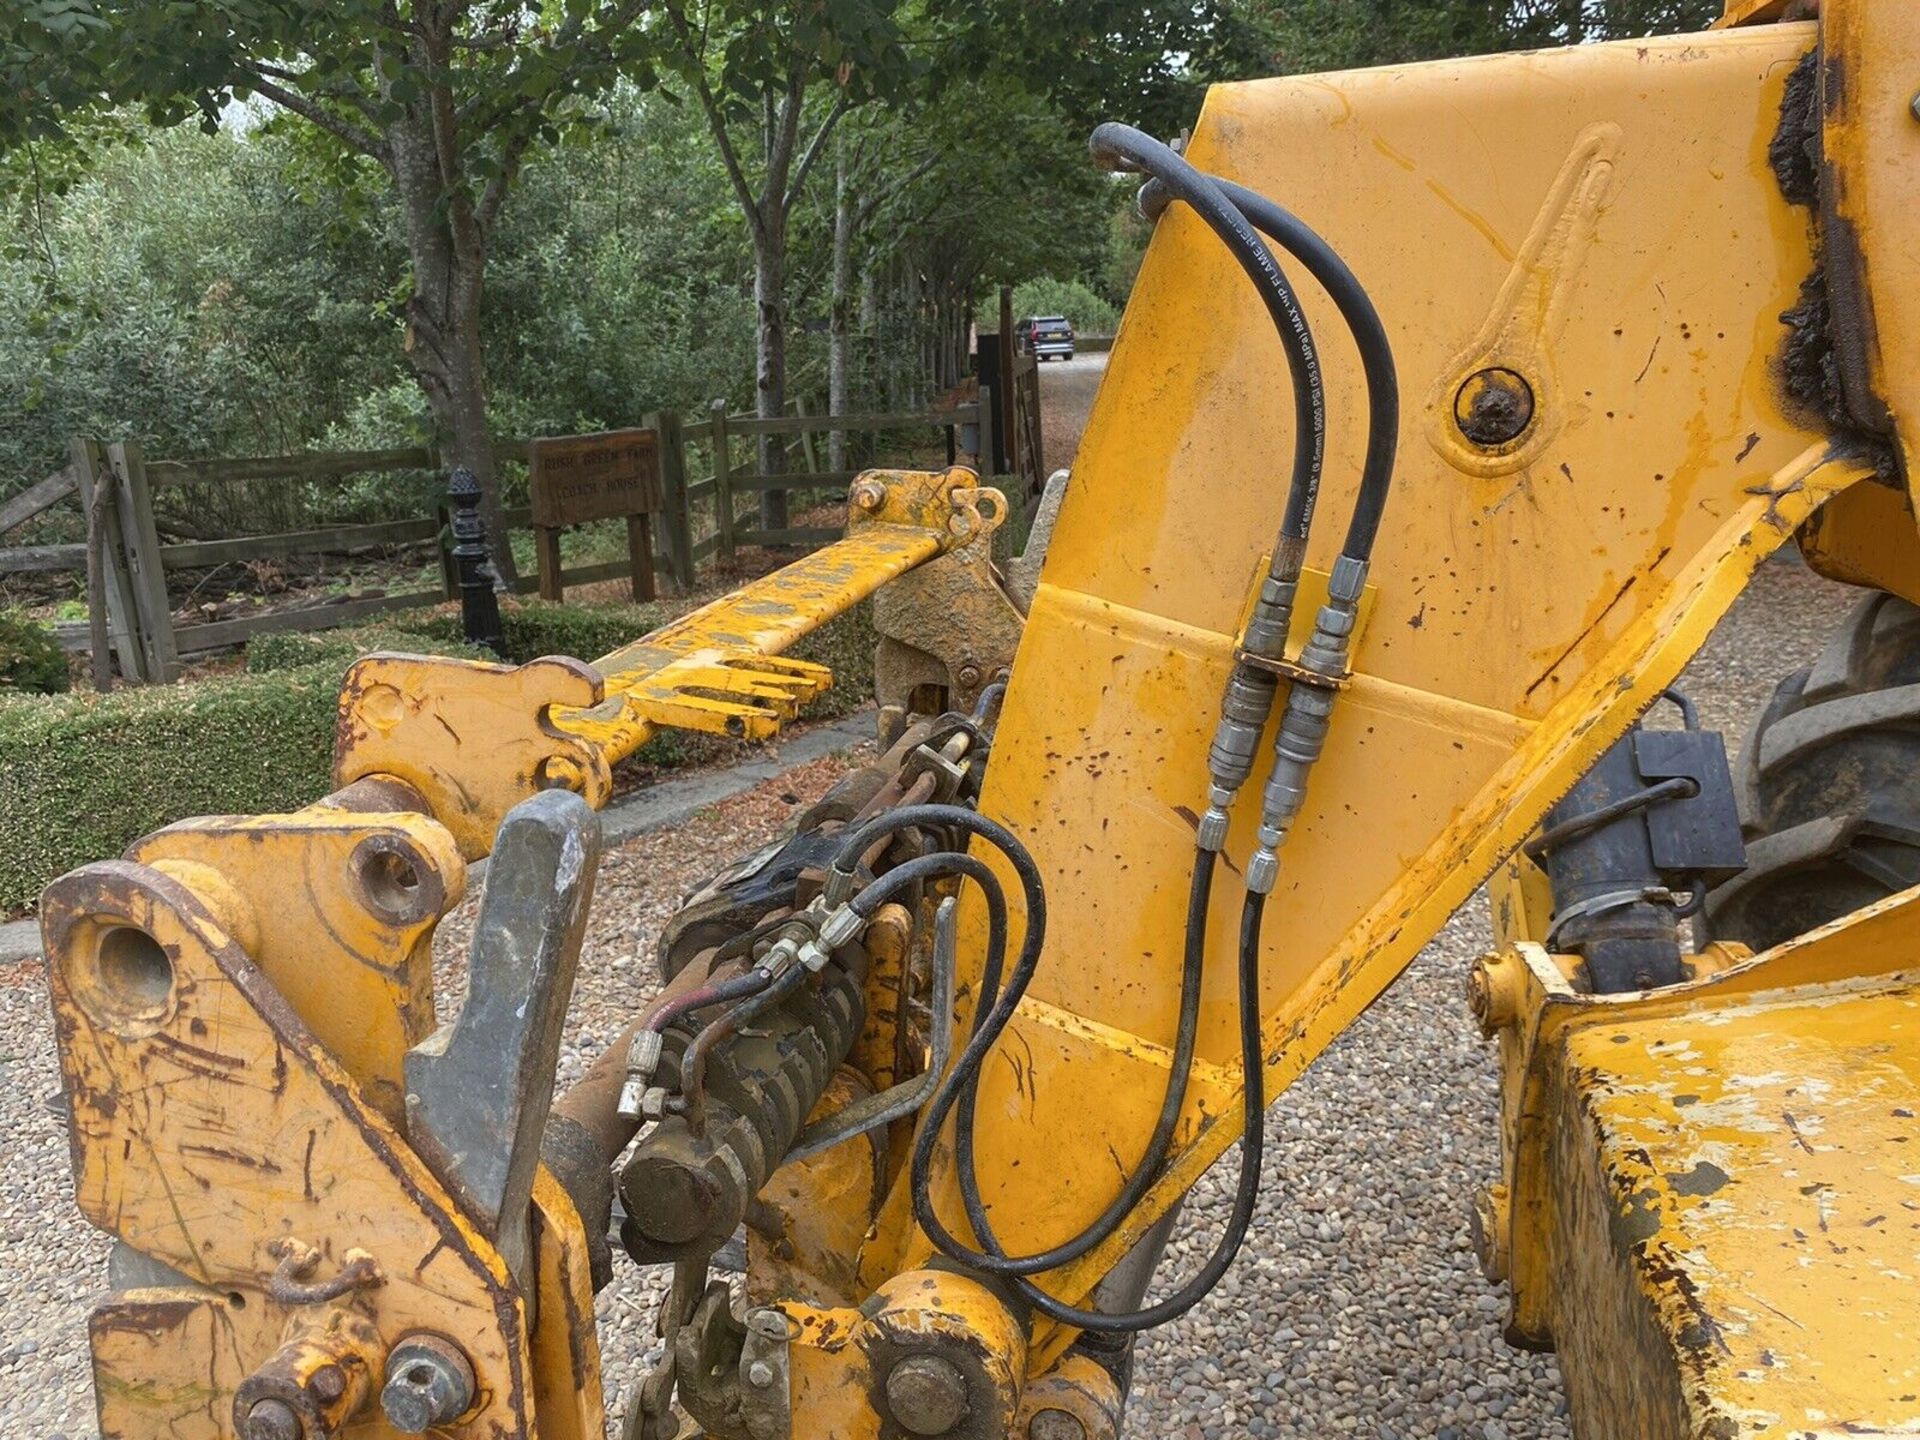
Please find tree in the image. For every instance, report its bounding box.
[1,1,663,580]
[654,0,913,531]
[1251,0,1723,74]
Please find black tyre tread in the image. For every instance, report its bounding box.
[1705,590,1920,950]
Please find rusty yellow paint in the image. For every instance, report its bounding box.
[560,469,981,766]
[1483,886,1920,1435]
[530,1168,607,1440]
[751,1069,882,1308]
[1018,1352,1125,1440]
[780,1270,1028,1440]
[860,18,1883,1369]
[42,858,539,1436]
[127,808,464,1126]
[335,651,612,860]
[1797,476,1920,605]
[91,1289,275,1439]
[850,903,914,1098]
[1821,0,1920,496]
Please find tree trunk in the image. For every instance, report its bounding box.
[829,139,853,473]
[754,208,790,534]
[388,100,517,585]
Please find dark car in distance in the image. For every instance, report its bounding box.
[1018,314,1075,360]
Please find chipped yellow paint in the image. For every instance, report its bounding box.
[1821,0,1920,496]
[335,651,612,860]
[560,469,980,765]
[128,808,464,1126]
[530,1168,607,1440]
[43,858,540,1437]
[860,16,1881,1372]
[1483,886,1920,1435]
[1558,988,1920,1435]
[780,1270,1028,1440]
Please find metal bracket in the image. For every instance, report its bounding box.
[737,1308,796,1440]
[405,789,602,1287]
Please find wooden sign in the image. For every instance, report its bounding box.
[527,428,662,604]
[529,428,662,528]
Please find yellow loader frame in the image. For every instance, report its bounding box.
[38,2,1920,1437]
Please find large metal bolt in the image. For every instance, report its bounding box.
[1466,951,1523,1037]
[1030,1409,1089,1440]
[956,663,982,689]
[242,1398,302,1440]
[746,1359,776,1387]
[886,1354,970,1436]
[851,478,887,512]
[381,1335,475,1434]
[1453,367,1535,448]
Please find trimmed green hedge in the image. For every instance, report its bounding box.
[0,597,877,912]
[1,663,343,909]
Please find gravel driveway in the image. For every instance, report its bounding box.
[0,557,1857,1439]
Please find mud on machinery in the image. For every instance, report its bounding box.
[38,1,1920,1436]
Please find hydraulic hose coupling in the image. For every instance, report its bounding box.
[1200,666,1279,852]
[1199,577,1298,853]
[1246,555,1368,894]
[1241,574,1299,662]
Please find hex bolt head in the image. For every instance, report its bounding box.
[886,1353,970,1436]
[242,1398,303,1440]
[747,1359,776,1388]
[956,663,982,689]
[381,1336,475,1434]
[1453,366,1535,448]
[1030,1409,1089,1440]
[851,479,887,511]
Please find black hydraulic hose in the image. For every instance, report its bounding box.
[644,966,772,1035]
[1202,178,1398,562]
[829,806,1048,920]
[836,806,1201,1271]
[927,889,1268,1333]
[946,850,1214,1278]
[1089,122,1326,553]
[849,850,1009,973]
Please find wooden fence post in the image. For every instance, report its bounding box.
[71,438,144,684]
[652,409,695,590]
[107,439,180,682]
[711,399,736,566]
[534,524,565,602]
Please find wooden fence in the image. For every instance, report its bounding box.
[0,399,986,679]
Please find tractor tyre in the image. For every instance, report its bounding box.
[1703,589,1920,952]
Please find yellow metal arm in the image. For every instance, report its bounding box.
[333,468,994,857]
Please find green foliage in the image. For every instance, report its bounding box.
[935,1,1274,136]
[0,662,342,909]
[1253,0,1723,72]
[0,610,69,693]
[0,592,880,911]
[1009,278,1119,337]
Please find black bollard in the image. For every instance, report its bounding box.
[448,466,506,656]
